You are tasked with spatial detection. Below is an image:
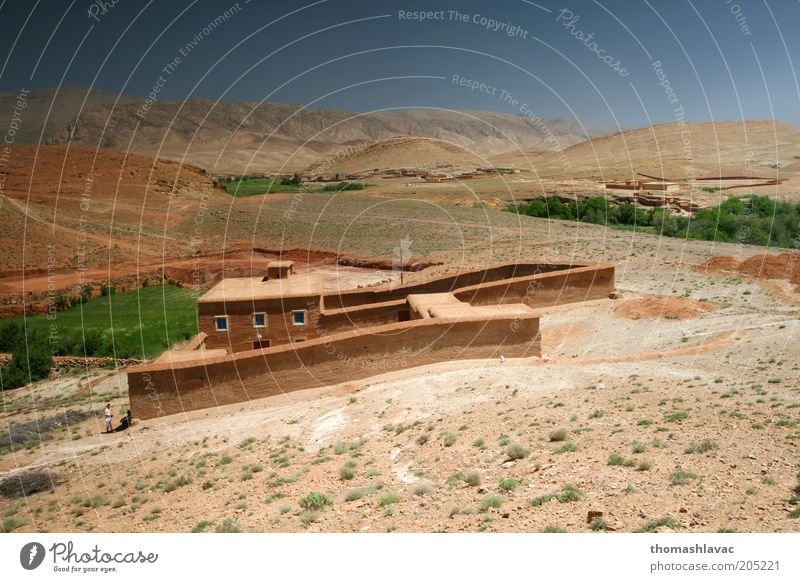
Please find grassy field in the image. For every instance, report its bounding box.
[2,285,200,359]
[225,177,367,197]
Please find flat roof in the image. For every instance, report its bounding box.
[429,303,537,320]
[198,274,322,303]
[268,260,294,268]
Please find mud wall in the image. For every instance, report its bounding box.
[453,264,615,308]
[322,262,573,309]
[127,314,540,420]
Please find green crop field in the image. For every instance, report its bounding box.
[224,177,368,197]
[0,285,200,360]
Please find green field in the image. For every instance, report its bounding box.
[224,177,367,197]
[0,285,200,360]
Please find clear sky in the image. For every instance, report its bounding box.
[0,0,798,128]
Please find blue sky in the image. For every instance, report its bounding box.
[0,0,798,128]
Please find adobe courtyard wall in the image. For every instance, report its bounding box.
[127,314,540,420]
[453,263,615,308]
[321,262,573,309]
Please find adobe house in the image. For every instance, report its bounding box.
[128,260,615,420]
[198,261,321,353]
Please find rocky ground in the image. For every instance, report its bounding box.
[1,216,798,532]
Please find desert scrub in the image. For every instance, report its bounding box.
[499,478,519,491]
[670,470,697,486]
[608,453,636,468]
[505,443,530,460]
[191,520,214,533]
[589,518,608,531]
[665,411,689,422]
[442,432,457,447]
[479,495,502,512]
[338,462,356,481]
[532,485,583,506]
[548,429,568,442]
[214,518,242,533]
[631,440,647,454]
[344,484,383,502]
[238,437,256,449]
[379,492,401,506]
[413,483,432,496]
[298,492,332,511]
[553,442,578,454]
[684,440,717,454]
[637,516,679,532]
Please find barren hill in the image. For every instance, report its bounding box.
[0,87,612,174]
[491,120,800,180]
[0,86,138,144]
[305,137,487,175]
[0,145,227,276]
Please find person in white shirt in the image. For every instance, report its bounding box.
[104,403,113,433]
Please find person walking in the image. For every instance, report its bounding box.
[104,403,113,433]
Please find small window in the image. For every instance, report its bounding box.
[214,316,228,332]
[252,312,266,328]
[292,310,306,326]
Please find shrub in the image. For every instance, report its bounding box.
[631,441,647,454]
[463,472,482,487]
[542,525,566,533]
[1,516,27,532]
[413,483,432,496]
[442,433,457,447]
[588,410,604,419]
[608,453,635,467]
[344,484,382,502]
[636,459,653,471]
[548,429,568,442]
[505,443,530,460]
[589,518,608,531]
[499,478,518,491]
[338,465,356,481]
[684,440,717,454]
[379,492,401,506]
[298,492,332,511]
[415,434,429,446]
[214,518,242,533]
[637,516,679,532]
[670,470,697,486]
[553,442,578,454]
[556,485,582,503]
[191,520,214,533]
[665,411,689,422]
[0,470,61,497]
[479,495,503,511]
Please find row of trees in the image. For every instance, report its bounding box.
[0,324,52,390]
[509,195,800,248]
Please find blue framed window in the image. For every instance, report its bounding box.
[252,313,266,328]
[292,311,306,326]
[214,316,228,331]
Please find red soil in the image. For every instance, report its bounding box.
[697,253,800,287]
[613,296,716,320]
